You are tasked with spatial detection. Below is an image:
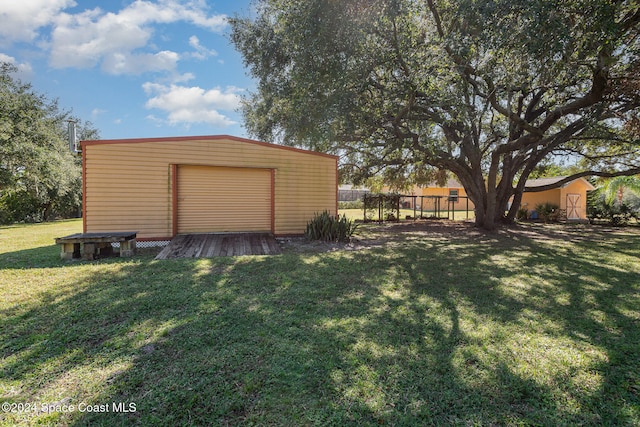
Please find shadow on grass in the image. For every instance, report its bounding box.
[0,245,161,270]
[1,224,638,425]
[0,245,63,270]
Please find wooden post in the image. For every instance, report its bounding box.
[120,239,137,257]
[60,243,80,260]
[82,243,96,260]
[466,197,469,220]
[363,194,367,222]
[413,196,416,220]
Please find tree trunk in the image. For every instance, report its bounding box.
[474,205,486,228]
[466,187,500,231]
[473,204,500,230]
[483,206,497,230]
[455,161,514,231]
[467,182,515,231]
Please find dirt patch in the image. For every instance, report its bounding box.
[277,235,383,254]
[278,220,481,254]
[498,222,640,243]
[278,220,640,254]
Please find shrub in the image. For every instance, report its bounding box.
[305,211,359,242]
[363,193,401,222]
[516,207,529,220]
[588,197,638,226]
[535,202,562,222]
[0,190,42,224]
[363,194,383,221]
[338,200,364,210]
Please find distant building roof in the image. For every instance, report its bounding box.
[421,179,464,188]
[525,176,568,188]
[525,176,595,191]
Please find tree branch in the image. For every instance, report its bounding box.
[538,48,612,132]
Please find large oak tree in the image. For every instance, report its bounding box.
[0,63,98,223]
[231,0,640,229]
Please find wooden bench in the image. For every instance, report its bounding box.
[55,232,137,260]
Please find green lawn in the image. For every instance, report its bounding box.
[1,219,639,426]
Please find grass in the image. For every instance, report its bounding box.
[1,219,639,426]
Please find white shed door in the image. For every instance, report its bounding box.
[177,165,272,233]
[566,193,581,220]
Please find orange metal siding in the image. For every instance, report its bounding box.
[82,136,337,239]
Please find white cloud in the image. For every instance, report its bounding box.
[0,0,75,44]
[172,72,196,83]
[0,53,14,63]
[145,114,164,126]
[187,35,217,60]
[50,7,151,70]
[102,50,180,75]
[48,0,228,74]
[0,53,33,77]
[91,108,107,118]
[143,82,241,127]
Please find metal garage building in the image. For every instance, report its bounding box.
[81,135,338,240]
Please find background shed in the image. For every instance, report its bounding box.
[521,176,595,220]
[81,135,338,239]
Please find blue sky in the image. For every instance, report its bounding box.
[0,0,256,140]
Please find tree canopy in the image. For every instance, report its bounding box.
[230,0,640,229]
[603,175,640,204]
[0,63,98,223]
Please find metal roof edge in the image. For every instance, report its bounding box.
[80,134,339,160]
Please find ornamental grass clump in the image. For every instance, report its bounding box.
[305,211,358,242]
